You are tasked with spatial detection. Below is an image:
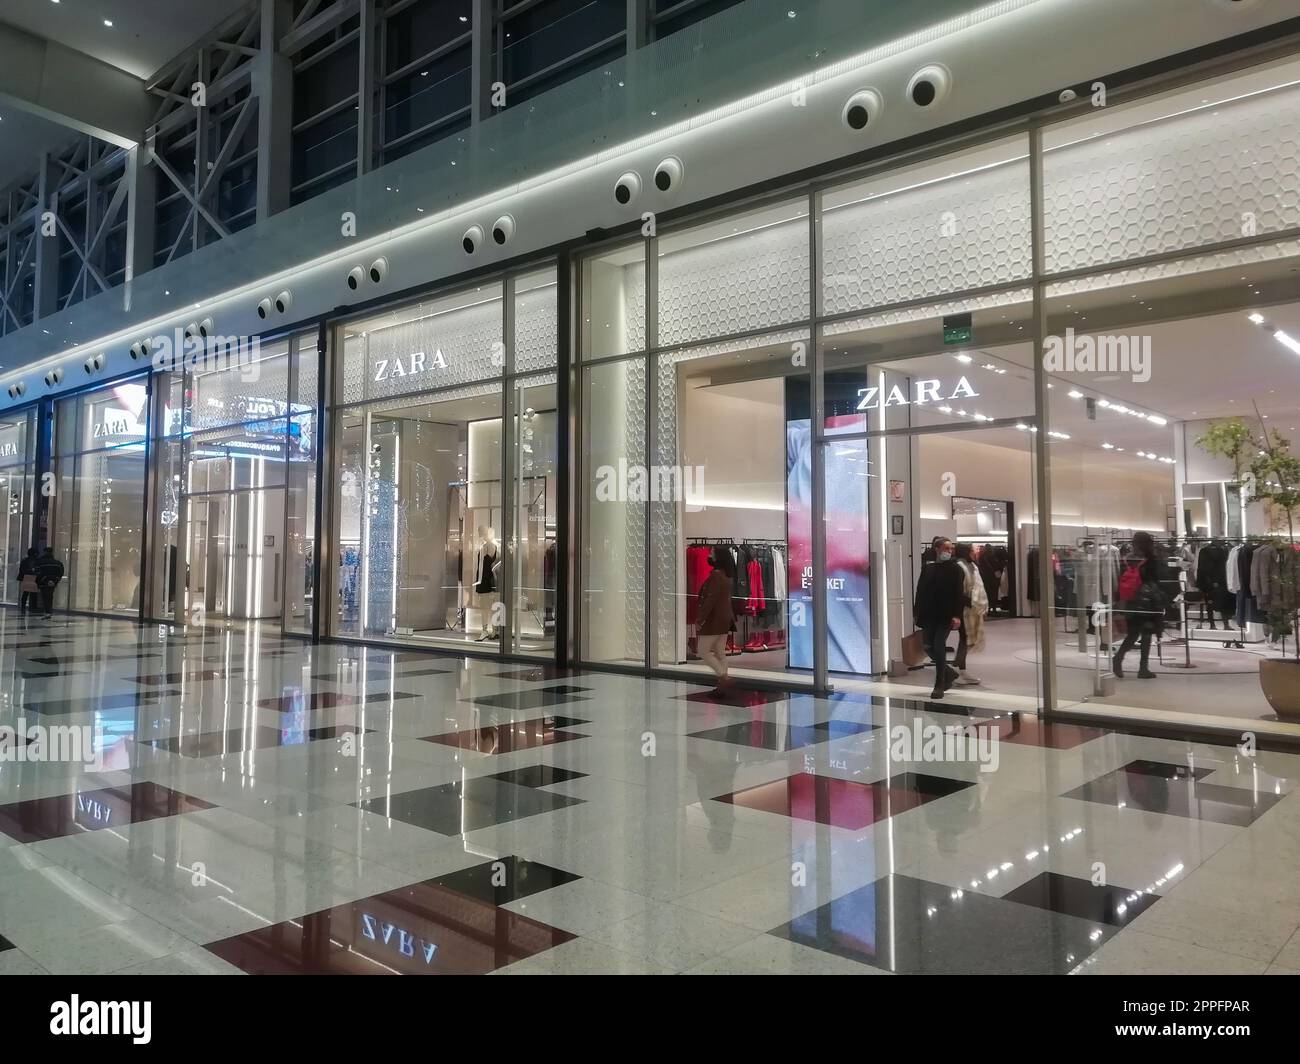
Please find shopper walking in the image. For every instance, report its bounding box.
[697,546,736,698]
[953,543,987,686]
[34,546,64,619]
[915,536,965,699]
[16,547,39,615]
[1112,530,1164,679]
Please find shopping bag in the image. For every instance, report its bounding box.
[20,575,37,594]
[901,629,929,668]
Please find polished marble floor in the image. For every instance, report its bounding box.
[0,612,1298,975]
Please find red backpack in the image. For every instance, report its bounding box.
[1118,561,1143,603]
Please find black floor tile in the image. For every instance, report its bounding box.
[769,874,1115,974]
[690,718,877,751]
[1065,764,1281,826]
[486,766,588,789]
[490,666,585,682]
[1122,759,1216,781]
[430,855,581,905]
[22,693,164,716]
[1000,871,1160,927]
[468,688,590,711]
[676,687,789,707]
[352,778,584,835]
[142,724,369,757]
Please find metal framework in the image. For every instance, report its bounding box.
[0,0,742,331]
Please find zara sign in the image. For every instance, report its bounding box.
[856,376,979,411]
[373,349,447,383]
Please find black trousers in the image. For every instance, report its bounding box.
[923,622,955,687]
[39,584,55,614]
[1114,627,1152,667]
[19,590,38,613]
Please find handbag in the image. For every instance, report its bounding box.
[20,575,38,594]
[901,629,929,668]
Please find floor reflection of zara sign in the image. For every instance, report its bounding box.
[856,376,979,411]
[359,912,438,966]
[374,348,447,383]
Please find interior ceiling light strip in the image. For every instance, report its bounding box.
[1247,310,1300,357]
[3,0,1047,380]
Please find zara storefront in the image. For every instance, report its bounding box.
[569,50,1300,743]
[3,23,1300,742]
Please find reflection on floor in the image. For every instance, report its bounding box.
[0,612,1298,975]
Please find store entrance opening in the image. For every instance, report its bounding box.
[864,421,1041,709]
[184,486,285,622]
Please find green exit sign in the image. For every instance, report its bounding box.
[943,313,973,346]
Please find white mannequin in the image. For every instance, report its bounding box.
[474,525,500,640]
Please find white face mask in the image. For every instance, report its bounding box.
[937,551,953,563]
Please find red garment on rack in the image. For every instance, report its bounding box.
[746,558,766,615]
[686,545,714,625]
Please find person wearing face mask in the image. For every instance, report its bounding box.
[697,546,737,698]
[914,536,966,699]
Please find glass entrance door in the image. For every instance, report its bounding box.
[183,485,285,624]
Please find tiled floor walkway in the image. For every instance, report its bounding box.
[0,614,1298,975]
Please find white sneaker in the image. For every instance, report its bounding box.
[954,672,981,686]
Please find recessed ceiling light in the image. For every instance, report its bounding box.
[104,19,113,27]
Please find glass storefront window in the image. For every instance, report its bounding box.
[328,266,557,657]
[51,380,150,615]
[145,333,318,630]
[0,410,37,606]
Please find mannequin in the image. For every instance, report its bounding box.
[474,526,500,640]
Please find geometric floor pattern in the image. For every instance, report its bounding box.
[0,614,1298,975]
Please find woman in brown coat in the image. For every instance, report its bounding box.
[697,547,736,697]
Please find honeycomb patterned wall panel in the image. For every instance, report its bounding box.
[189,351,292,433]
[655,219,810,347]
[820,289,1033,338]
[1046,239,1300,298]
[516,283,559,372]
[624,357,647,660]
[1044,84,1300,274]
[823,160,1032,317]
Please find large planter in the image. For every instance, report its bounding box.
[1259,658,1300,721]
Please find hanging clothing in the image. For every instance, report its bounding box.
[958,557,987,652]
[474,540,499,594]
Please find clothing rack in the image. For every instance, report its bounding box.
[684,538,788,660]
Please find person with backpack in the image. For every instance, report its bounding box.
[16,547,39,614]
[34,546,64,619]
[1112,531,1165,679]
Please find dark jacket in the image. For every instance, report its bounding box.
[1122,556,1165,632]
[697,571,735,636]
[915,559,965,628]
[34,554,64,588]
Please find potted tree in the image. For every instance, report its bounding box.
[1197,412,1300,720]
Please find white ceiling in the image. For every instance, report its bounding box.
[1,0,251,80]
